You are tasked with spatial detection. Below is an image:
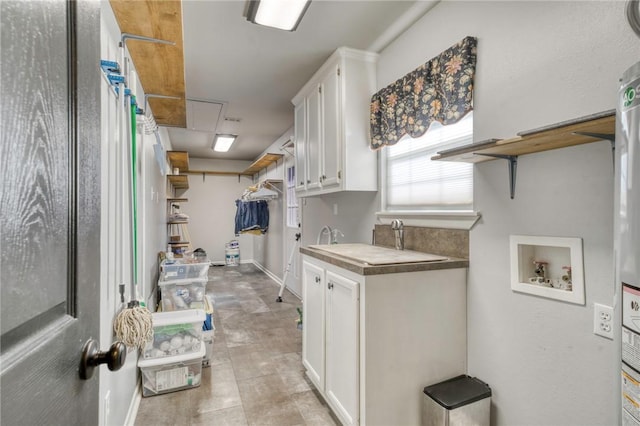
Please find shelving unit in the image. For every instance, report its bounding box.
[166,151,191,256]
[432,110,615,198]
[167,198,191,257]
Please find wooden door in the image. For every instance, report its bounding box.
[284,157,302,297]
[302,260,325,391]
[1,1,102,424]
[325,271,359,426]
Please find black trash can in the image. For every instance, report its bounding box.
[422,375,491,426]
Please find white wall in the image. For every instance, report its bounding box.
[180,158,254,264]
[99,4,156,425]
[251,129,291,285]
[301,191,378,246]
[100,4,174,425]
[375,1,640,424]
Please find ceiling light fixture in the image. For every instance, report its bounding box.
[245,0,311,31]
[213,134,237,152]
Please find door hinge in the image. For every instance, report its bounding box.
[338,170,342,179]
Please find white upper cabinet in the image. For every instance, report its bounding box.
[292,47,378,197]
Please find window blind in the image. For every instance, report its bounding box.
[384,112,473,211]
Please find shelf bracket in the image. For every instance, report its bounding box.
[572,132,616,170]
[475,153,518,199]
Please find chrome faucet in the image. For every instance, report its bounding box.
[390,219,404,250]
[317,225,333,245]
[331,229,344,244]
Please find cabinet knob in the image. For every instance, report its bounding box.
[328,282,334,290]
[315,276,321,283]
[307,179,311,184]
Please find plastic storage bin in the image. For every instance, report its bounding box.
[422,375,491,426]
[142,309,206,359]
[159,277,207,311]
[138,342,206,397]
[160,259,210,281]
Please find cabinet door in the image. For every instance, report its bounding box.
[306,85,322,191]
[302,261,325,391]
[294,100,307,191]
[325,271,359,426]
[320,64,341,189]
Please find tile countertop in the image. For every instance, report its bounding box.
[300,244,469,276]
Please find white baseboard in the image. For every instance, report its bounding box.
[253,262,302,300]
[124,383,142,426]
[252,261,282,286]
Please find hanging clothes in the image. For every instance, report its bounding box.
[234,199,269,235]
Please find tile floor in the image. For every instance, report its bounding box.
[134,264,338,426]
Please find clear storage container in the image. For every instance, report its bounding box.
[142,309,205,359]
[160,259,210,281]
[159,277,207,311]
[138,342,205,397]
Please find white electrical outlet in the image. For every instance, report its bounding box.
[594,303,614,339]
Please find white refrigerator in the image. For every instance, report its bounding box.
[617,61,640,425]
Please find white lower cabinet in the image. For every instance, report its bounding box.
[302,255,467,426]
[325,271,359,425]
[303,261,360,425]
[302,261,325,390]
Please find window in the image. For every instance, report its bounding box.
[382,112,473,212]
[286,165,299,228]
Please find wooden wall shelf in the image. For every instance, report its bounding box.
[432,110,615,163]
[187,170,253,177]
[432,110,615,199]
[167,174,189,189]
[167,198,188,203]
[242,153,284,176]
[167,151,189,172]
[109,0,186,127]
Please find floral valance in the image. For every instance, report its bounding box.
[370,36,477,150]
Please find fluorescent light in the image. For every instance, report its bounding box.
[246,0,311,31]
[213,134,237,152]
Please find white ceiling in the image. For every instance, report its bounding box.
[167,0,437,161]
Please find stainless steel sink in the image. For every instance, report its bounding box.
[308,243,448,265]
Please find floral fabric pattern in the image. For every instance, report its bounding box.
[370,36,477,150]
